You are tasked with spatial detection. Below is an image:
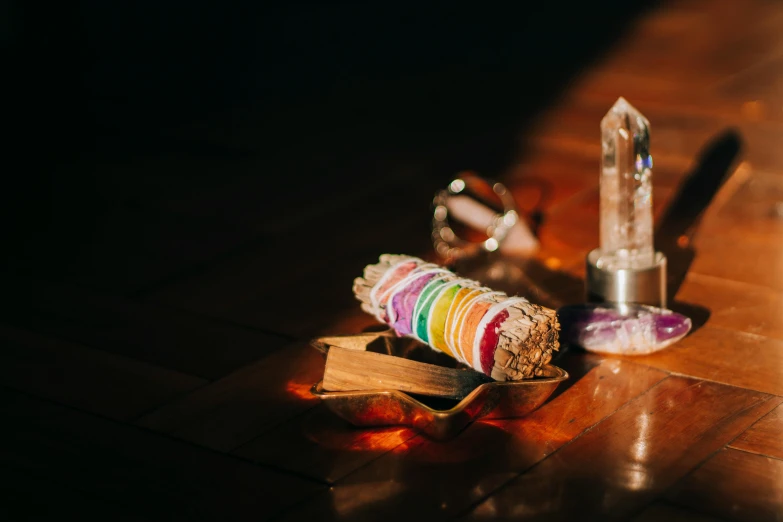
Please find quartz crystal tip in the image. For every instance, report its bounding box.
[599,97,654,270]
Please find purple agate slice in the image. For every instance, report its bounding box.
[389,272,437,335]
[557,304,692,355]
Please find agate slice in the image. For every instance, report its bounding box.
[557,304,691,355]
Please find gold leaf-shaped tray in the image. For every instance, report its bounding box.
[310,330,568,440]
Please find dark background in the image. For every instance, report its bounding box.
[3,1,658,289]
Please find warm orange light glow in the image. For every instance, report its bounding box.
[286,380,316,401]
[332,481,406,518]
[545,257,562,270]
[303,424,413,453]
[741,100,764,121]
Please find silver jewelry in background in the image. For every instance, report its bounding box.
[432,172,538,262]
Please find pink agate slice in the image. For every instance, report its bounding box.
[558,304,692,355]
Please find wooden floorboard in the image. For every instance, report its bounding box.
[674,274,783,341]
[699,170,783,233]
[19,203,256,297]
[461,378,777,522]
[272,359,667,521]
[688,236,783,291]
[617,325,783,396]
[630,502,729,522]
[136,342,325,451]
[0,469,151,522]
[730,403,783,460]
[593,0,783,86]
[5,0,783,519]
[0,388,324,522]
[0,324,205,421]
[1,278,291,380]
[241,356,605,485]
[234,404,418,484]
[147,172,436,338]
[666,448,783,522]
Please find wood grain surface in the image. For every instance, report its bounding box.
[323,346,490,399]
[730,403,783,461]
[3,0,782,520]
[666,448,783,522]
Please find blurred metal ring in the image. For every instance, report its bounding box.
[432,175,518,261]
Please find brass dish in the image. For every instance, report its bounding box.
[310,330,568,440]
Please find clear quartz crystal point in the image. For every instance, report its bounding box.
[599,97,654,270]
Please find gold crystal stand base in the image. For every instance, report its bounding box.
[585,249,667,308]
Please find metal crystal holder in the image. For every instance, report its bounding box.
[586,249,667,308]
[587,97,668,308]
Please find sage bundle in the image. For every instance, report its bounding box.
[353,254,560,381]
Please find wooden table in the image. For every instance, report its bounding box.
[2,0,782,520]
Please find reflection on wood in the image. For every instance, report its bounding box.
[275,360,667,521]
[465,377,776,521]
